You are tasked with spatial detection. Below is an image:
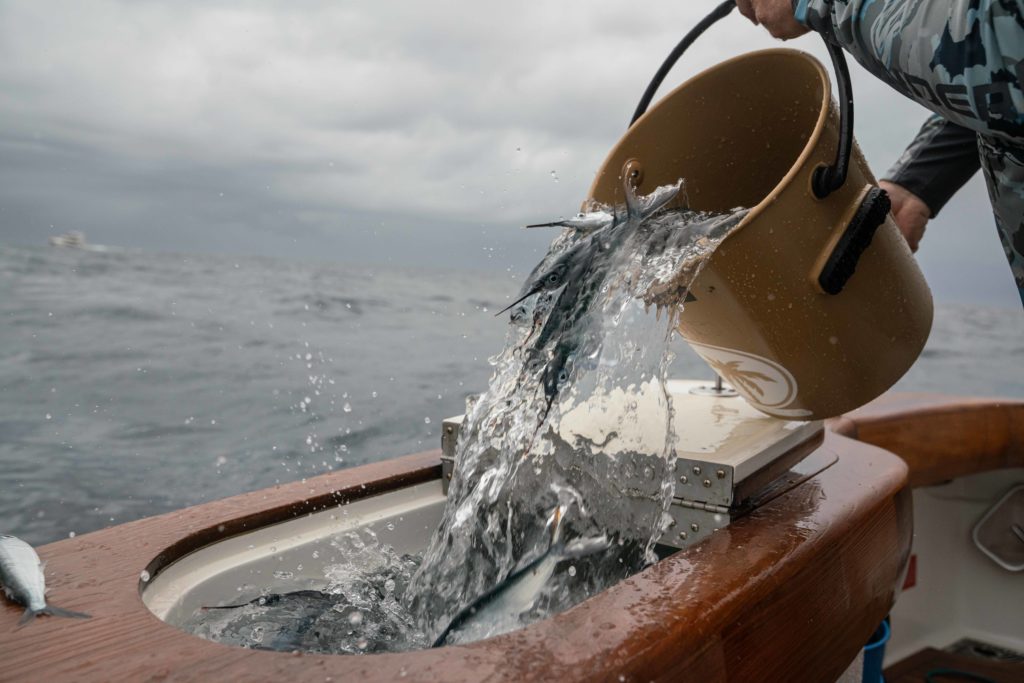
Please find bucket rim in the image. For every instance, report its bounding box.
[588,47,833,244]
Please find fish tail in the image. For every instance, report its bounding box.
[16,608,37,628]
[34,604,91,621]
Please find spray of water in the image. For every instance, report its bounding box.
[407,180,745,644]
[180,180,745,652]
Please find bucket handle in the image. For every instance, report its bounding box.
[628,0,854,200]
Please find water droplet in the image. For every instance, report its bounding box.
[568,565,577,577]
[272,570,294,580]
[348,611,364,626]
[356,638,368,650]
[139,570,151,582]
[45,413,52,420]
[424,417,431,424]
[343,402,352,413]
[68,531,76,538]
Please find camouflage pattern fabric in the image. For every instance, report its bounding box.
[795,0,1024,304]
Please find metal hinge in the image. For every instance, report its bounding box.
[674,499,730,515]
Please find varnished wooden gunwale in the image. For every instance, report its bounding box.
[832,393,1024,488]
[10,390,1020,681]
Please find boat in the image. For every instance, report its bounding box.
[1,383,1020,681]
[47,231,114,253]
[47,231,88,249]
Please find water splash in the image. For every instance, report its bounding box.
[407,181,745,644]
[182,528,429,654]
[179,181,744,651]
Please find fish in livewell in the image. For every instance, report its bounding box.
[431,504,608,647]
[0,534,90,627]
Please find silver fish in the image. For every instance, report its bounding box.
[0,534,90,627]
[525,210,613,233]
[523,178,684,232]
[431,505,607,646]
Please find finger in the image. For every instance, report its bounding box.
[772,24,812,40]
[904,223,923,253]
[735,0,759,24]
[756,4,807,39]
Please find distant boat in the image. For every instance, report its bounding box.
[48,231,87,248]
[47,231,113,252]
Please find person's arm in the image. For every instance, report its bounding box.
[880,116,981,252]
[884,115,981,218]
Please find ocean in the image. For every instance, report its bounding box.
[2,244,1023,547]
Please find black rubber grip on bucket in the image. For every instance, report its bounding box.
[818,187,891,295]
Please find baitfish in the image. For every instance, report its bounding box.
[199,589,331,612]
[519,178,686,406]
[526,210,613,233]
[0,534,90,627]
[431,505,607,647]
[524,178,683,232]
[496,238,596,316]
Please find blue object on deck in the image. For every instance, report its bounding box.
[862,619,891,683]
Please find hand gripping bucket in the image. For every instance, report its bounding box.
[588,18,932,420]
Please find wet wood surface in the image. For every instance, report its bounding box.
[833,393,1024,488]
[0,428,912,682]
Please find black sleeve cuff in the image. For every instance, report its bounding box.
[882,115,981,217]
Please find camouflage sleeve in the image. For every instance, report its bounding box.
[882,114,981,216]
[793,0,1024,146]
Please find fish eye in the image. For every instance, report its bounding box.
[546,272,560,284]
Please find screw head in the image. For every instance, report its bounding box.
[692,466,702,476]
[716,469,726,479]
[679,475,688,484]
[702,479,712,488]
[690,523,700,532]
[678,531,688,540]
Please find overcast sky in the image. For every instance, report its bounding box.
[0,0,1018,307]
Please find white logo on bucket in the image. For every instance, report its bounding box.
[685,341,812,418]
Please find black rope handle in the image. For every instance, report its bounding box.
[629,0,736,127]
[812,39,853,198]
[628,0,855,200]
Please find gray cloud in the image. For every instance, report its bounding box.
[0,0,1017,307]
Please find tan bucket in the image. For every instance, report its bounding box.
[588,48,933,420]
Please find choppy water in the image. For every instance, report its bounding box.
[0,244,532,546]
